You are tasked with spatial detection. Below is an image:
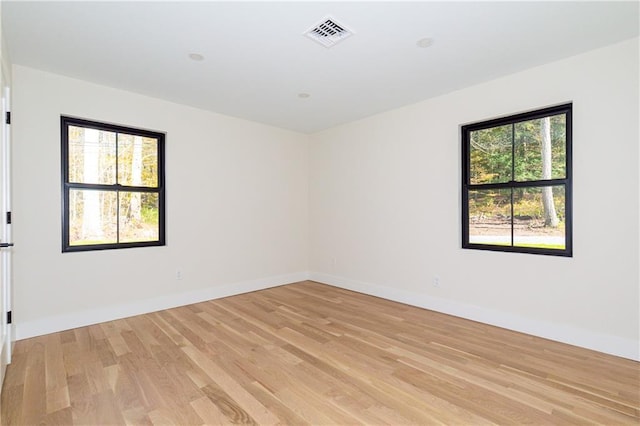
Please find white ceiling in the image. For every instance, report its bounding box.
[2,1,638,134]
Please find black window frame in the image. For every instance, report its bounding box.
[461,103,572,257]
[61,116,166,252]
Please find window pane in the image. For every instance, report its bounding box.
[119,192,160,243]
[469,124,512,184]
[68,126,116,184]
[468,188,512,246]
[514,114,566,181]
[513,186,565,250]
[117,135,159,187]
[69,189,118,246]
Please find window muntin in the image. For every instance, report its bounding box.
[62,117,165,252]
[462,104,572,256]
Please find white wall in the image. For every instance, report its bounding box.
[12,66,309,338]
[10,38,639,361]
[309,38,639,360]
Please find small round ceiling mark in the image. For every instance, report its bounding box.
[298,93,311,99]
[416,37,434,48]
[189,53,205,61]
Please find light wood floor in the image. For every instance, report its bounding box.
[1,281,638,425]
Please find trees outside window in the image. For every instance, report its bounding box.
[61,117,165,252]
[461,104,572,256]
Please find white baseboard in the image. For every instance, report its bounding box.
[15,271,310,341]
[15,270,639,361]
[309,272,640,361]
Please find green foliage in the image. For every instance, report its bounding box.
[469,114,566,184]
[68,127,158,187]
[141,206,159,225]
[470,124,512,184]
[469,187,565,222]
[67,126,160,245]
[469,189,511,217]
[514,187,565,222]
[468,113,567,238]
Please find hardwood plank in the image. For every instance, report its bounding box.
[21,338,47,425]
[0,384,23,426]
[93,389,127,425]
[40,406,73,425]
[200,383,257,424]
[66,373,98,425]
[121,406,153,426]
[190,395,232,425]
[44,333,70,414]
[182,345,279,425]
[2,281,638,424]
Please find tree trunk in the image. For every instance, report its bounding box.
[82,128,103,239]
[541,117,559,227]
[129,136,143,223]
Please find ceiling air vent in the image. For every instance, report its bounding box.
[304,16,354,48]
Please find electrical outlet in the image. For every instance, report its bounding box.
[176,270,183,280]
[433,276,440,287]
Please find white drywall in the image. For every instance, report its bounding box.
[11,66,309,338]
[309,38,639,360]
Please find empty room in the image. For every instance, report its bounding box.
[0,1,638,424]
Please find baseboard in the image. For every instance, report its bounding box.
[15,271,310,341]
[15,270,639,361]
[309,272,640,361]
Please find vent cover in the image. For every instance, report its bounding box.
[304,17,354,48]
